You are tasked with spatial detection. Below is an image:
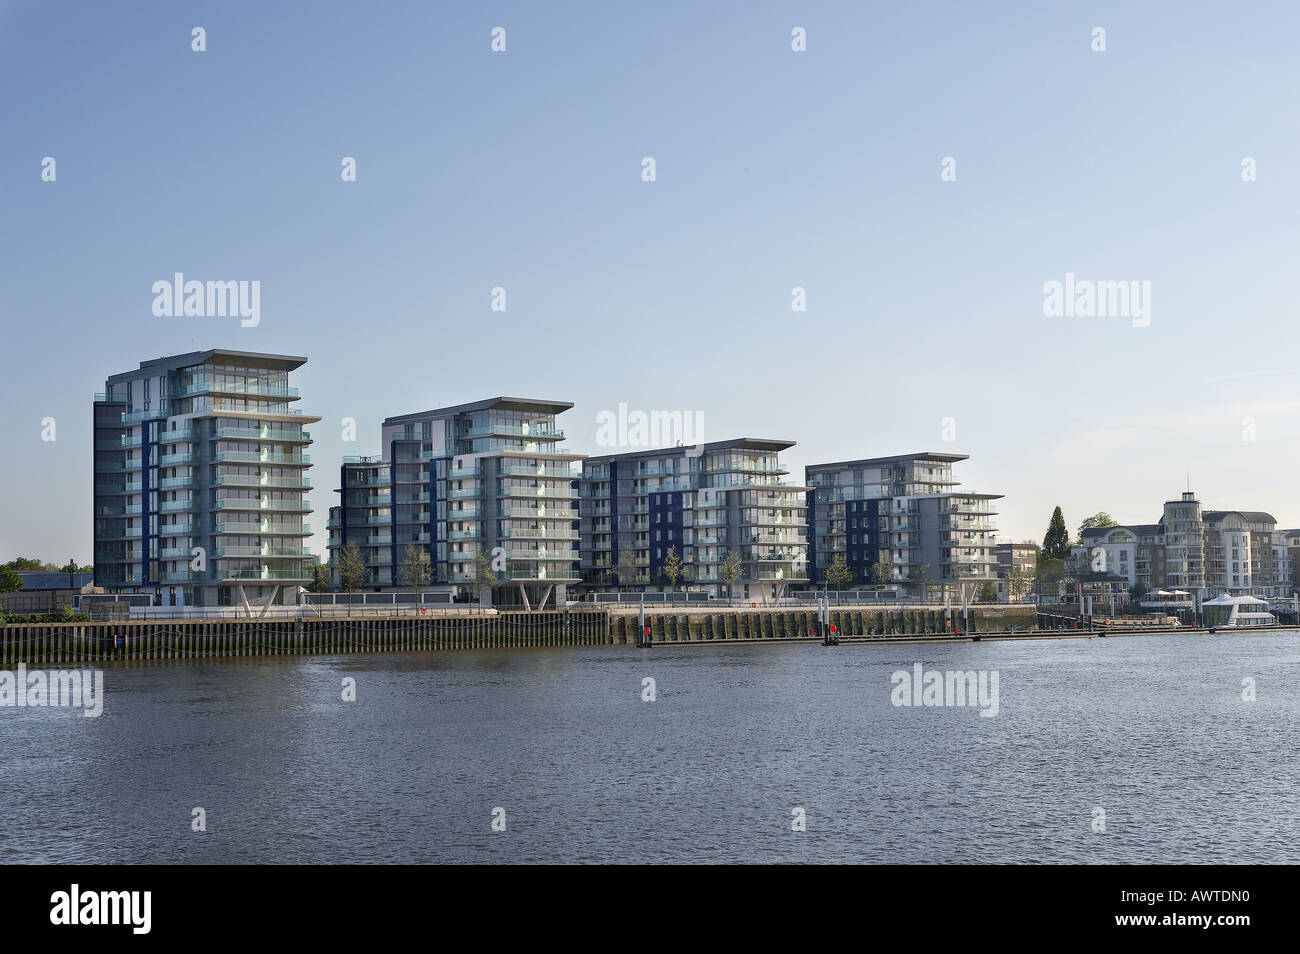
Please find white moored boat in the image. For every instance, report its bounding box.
[1202,594,1276,630]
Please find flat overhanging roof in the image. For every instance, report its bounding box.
[384,397,574,424]
[806,451,969,472]
[107,350,308,383]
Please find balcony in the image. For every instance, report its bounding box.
[500,568,580,581]
[212,546,312,558]
[214,450,310,466]
[220,568,312,581]
[215,522,310,535]
[178,380,299,400]
[213,426,311,443]
[500,466,574,478]
[119,409,167,425]
[502,528,579,539]
[464,425,564,440]
[214,474,312,490]
[152,571,198,583]
[498,506,558,519]
[215,497,312,512]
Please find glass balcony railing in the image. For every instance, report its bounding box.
[499,485,577,500]
[214,450,310,466]
[214,522,309,535]
[500,466,575,478]
[221,568,312,581]
[214,474,312,489]
[213,426,311,443]
[212,546,312,558]
[178,380,299,399]
[502,528,580,539]
[463,425,564,440]
[215,497,312,512]
[499,507,573,519]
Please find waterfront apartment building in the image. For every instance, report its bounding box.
[578,439,809,601]
[805,452,1001,598]
[993,540,1038,601]
[327,398,583,609]
[1283,529,1300,593]
[93,350,318,608]
[1077,491,1294,598]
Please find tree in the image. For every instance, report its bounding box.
[662,546,685,593]
[58,559,91,573]
[871,558,893,587]
[1076,512,1117,543]
[1042,506,1071,561]
[1035,556,1069,599]
[467,550,499,605]
[912,563,931,601]
[719,548,744,598]
[0,566,22,592]
[336,541,367,593]
[614,547,639,592]
[976,581,999,603]
[3,557,45,572]
[398,543,431,589]
[306,564,329,593]
[824,553,854,590]
[1007,564,1033,603]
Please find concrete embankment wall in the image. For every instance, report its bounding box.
[607,603,1038,643]
[0,604,1040,663]
[0,611,611,664]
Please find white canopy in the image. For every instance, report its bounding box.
[1201,594,1268,606]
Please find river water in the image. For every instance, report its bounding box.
[2,631,1297,863]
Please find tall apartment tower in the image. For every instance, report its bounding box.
[327,398,583,609]
[93,350,318,608]
[1161,491,1205,592]
[805,452,1001,597]
[579,439,810,601]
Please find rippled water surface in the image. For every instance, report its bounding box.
[2,631,1297,863]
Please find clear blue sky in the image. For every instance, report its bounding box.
[5,0,1300,563]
